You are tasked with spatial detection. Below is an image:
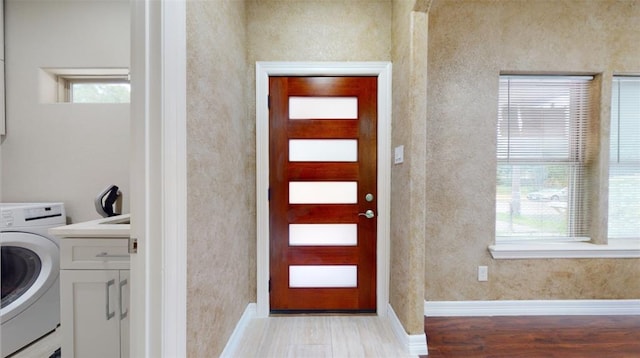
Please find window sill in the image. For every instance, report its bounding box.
[488,239,640,259]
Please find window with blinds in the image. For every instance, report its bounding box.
[496,76,592,240]
[609,76,640,239]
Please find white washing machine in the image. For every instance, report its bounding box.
[1,203,66,357]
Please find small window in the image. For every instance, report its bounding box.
[496,75,593,241]
[39,68,130,104]
[59,76,130,103]
[608,76,640,239]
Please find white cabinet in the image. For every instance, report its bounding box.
[59,238,129,358]
[60,270,129,358]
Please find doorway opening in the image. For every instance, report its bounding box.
[255,62,392,317]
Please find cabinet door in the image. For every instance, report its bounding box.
[119,270,130,358]
[61,270,121,358]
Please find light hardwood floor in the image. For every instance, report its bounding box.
[230,315,413,358]
[14,316,411,357]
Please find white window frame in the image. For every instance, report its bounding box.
[608,75,640,240]
[39,68,130,103]
[59,76,130,103]
[495,75,591,242]
[490,75,640,259]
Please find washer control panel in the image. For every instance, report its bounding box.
[0,203,66,229]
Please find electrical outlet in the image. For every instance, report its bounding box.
[478,266,488,282]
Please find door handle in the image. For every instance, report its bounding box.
[96,252,130,258]
[119,278,128,320]
[358,210,375,219]
[106,279,116,320]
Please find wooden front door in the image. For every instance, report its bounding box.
[269,76,377,312]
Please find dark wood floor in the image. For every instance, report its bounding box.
[423,315,640,358]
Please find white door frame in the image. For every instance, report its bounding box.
[130,1,186,357]
[255,62,392,317]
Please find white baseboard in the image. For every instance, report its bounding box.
[424,299,640,317]
[387,303,428,356]
[220,303,257,357]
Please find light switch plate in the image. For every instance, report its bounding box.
[394,145,404,164]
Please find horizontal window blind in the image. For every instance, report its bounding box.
[498,76,591,162]
[496,76,592,240]
[608,76,640,239]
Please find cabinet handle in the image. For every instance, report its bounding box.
[96,252,130,258]
[119,278,128,320]
[106,279,116,320]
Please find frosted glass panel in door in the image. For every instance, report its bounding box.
[289,265,357,288]
[289,224,357,246]
[289,182,357,204]
[289,139,357,162]
[289,97,358,119]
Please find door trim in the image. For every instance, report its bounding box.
[255,62,392,317]
[130,1,187,356]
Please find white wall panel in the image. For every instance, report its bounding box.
[2,0,130,222]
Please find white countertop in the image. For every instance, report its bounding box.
[49,214,130,238]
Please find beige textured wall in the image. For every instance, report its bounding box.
[247,0,393,309]
[390,0,429,334]
[247,0,391,62]
[425,0,640,301]
[186,1,404,353]
[186,1,253,356]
